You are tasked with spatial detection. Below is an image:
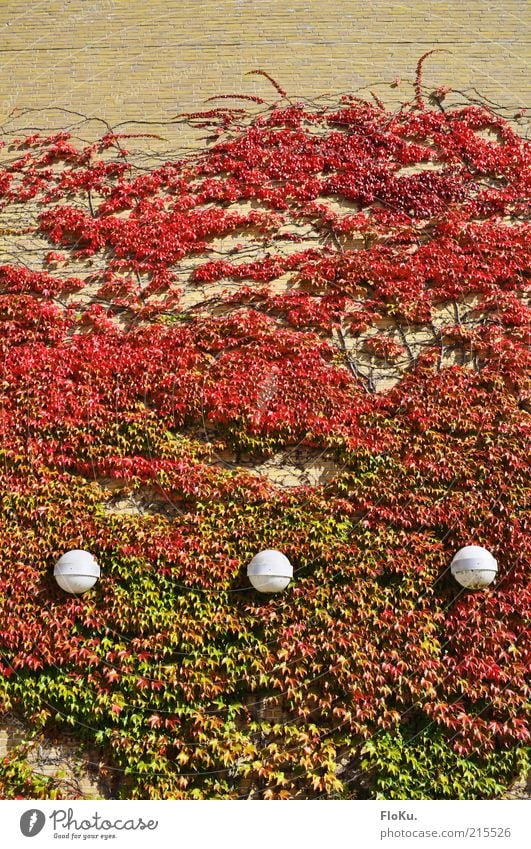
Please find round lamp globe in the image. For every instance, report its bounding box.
[450,545,498,589]
[54,550,100,594]
[247,549,293,594]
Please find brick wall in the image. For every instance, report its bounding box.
[0,713,112,798]
[0,1,528,132]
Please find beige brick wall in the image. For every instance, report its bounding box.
[0,713,111,798]
[0,1,528,132]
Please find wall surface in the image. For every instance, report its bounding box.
[0,0,529,131]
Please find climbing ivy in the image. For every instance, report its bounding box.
[0,58,529,798]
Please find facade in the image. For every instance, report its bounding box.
[0,1,528,131]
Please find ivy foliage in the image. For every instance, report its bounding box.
[0,63,529,798]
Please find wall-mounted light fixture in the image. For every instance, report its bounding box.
[54,550,100,594]
[450,545,497,589]
[247,549,293,594]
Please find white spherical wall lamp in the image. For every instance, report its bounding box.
[54,550,100,594]
[247,550,293,594]
[450,545,498,589]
